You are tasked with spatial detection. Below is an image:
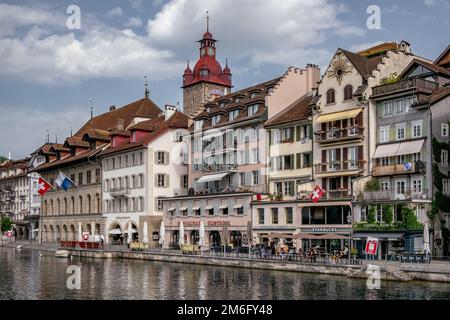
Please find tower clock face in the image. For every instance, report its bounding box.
[201,48,206,57]
[207,47,214,56]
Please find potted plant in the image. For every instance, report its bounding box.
[269,194,274,201]
[275,193,283,201]
[350,248,358,259]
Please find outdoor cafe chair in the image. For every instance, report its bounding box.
[408,255,415,263]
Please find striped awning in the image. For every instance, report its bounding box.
[316,108,362,123]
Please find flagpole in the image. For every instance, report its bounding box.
[40,175,57,191]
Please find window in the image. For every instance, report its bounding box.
[86,171,92,184]
[285,207,293,224]
[412,121,422,138]
[396,124,405,140]
[155,199,163,211]
[205,107,211,113]
[380,181,389,190]
[348,147,357,168]
[219,102,226,108]
[397,154,405,165]
[284,181,295,196]
[247,104,259,116]
[275,182,282,194]
[175,131,183,142]
[380,157,389,166]
[156,151,167,164]
[442,123,449,137]
[234,97,240,103]
[78,172,83,186]
[228,110,239,121]
[271,208,278,224]
[199,69,209,76]
[412,152,421,162]
[396,180,406,195]
[258,208,265,224]
[283,155,294,170]
[443,179,449,195]
[382,101,393,117]
[379,127,389,143]
[139,174,144,188]
[222,207,228,215]
[207,207,214,215]
[394,99,406,115]
[157,174,166,187]
[442,150,448,167]
[181,208,188,216]
[193,208,201,216]
[412,179,422,193]
[344,85,353,100]
[211,115,221,125]
[95,169,101,183]
[250,92,257,99]
[252,171,259,185]
[326,89,335,104]
[237,206,244,214]
[303,153,311,168]
[194,120,204,130]
[239,173,246,187]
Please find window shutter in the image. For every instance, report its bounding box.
[296,153,301,169]
[343,147,348,169]
[290,127,294,142]
[154,151,158,164]
[165,174,170,188]
[343,177,348,190]
[154,174,158,187]
[164,152,169,165]
[322,150,327,172]
[356,112,363,125]
[269,157,274,171]
[336,148,341,161]
[358,146,363,163]
[296,126,301,141]
[322,178,327,190]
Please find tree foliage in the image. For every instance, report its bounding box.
[1,216,12,232]
[365,178,380,192]
[384,205,394,225]
[367,206,376,224]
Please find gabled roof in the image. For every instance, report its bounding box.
[64,137,90,148]
[414,86,450,106]
[340,49,385,79]
[434,45,450,67]
[82,128,111,142]
[399,58,450,78]
[74,97,162,137]
[264,94,313,127]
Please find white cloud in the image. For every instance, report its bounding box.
[0,105,88,158]
[125,17,143,28]
[424,0,437,6]
[147,0,364,67]
[129,0,144,9]
[106,7,123,18]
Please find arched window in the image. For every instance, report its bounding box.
[326,89,335,104]
[344,85,353,101]
[44,200,48,215]
[64,198,68,214]
[79,196,83,214]
[50,199,54,215]
[96,193,101,213]
[57,199,60,214]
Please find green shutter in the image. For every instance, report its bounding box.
[296,126,301,141]
[296,153,301,169]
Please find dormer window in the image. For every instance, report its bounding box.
[234,97,240,103]
[206,107,211,113]
[229,110,240,121]
[248,104,259,117]
[219,102,226,108]
[250,92,258,99]
[131,131,136,143]
[194,120,204,130]
[211,115,221,125]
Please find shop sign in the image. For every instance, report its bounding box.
[365,237,379,255]
[115,216,130,220]
[300,227,351,233]
[176,220,231,227]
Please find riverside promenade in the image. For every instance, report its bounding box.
[4,240,450,283]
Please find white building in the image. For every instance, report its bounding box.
[99,105,191,246]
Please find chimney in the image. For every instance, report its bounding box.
[116,119,124,131]
[305,63,321,93]
[165,104,177,120]
[109,105,116,112]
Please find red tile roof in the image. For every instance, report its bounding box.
[264,94,313,127]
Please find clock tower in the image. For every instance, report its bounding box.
[182,17,232,118]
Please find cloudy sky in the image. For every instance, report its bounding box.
[0,0,448,158]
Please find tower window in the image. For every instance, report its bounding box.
[200,69,209,76]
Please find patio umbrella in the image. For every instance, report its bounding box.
[142,221,149,245]
[159,221,165,252]
[179,221,185,247]
[199,221,205,255]
[78,222,82,242]
[127,222,133,245]
[423,223,430,255]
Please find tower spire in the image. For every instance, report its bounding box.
[89,99,94,119]
[206,11,209,32]
[144,75,150,98]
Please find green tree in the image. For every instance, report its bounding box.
[367,206,376,224]
[384,205,394,225]
[0,155,7,164]
[1,216,12,232]
[365,178,380,192]
[401,206,423,230]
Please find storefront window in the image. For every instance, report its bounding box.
[258,208,265,224]
[302,207,310,224]
[285,207,293,224]
[326,206,342,224]
[272,208,278,224]
[310,207,325,224]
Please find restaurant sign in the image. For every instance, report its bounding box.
[177,220,231,227]
[300,227,351,233]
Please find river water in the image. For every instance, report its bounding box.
[0,248,449,300]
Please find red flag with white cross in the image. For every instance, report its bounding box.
[37,177,52,196]
[311,185,324,203]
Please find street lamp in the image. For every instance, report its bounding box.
[347,213,352,264]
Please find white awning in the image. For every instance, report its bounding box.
[220,205,228,209]
[373,143,401,158]
[109,228,122,235]
[205,205,213,210]
[179,207,187,211]
[192,206,200,210]
[234,204,243,209]
[32,228,39,233]
[197,172,229,183]
[168,207,175,211]
[396,139,425,156]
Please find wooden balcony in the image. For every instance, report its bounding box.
[314,160,365,176]
[371,78,438,98]
[362,189,430,201]
[372,161,425,176]
[315,127,364,144]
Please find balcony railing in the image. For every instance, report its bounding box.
[372,78,438,97]
[314,160,365,174]
[373,161,425,176]
[194,184,266,195]
[362,189,430,201]
[201,164,239,173]
[109,187,129,197]
[315,127,364,143]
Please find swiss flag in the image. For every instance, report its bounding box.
[37,177,51,196]
[311,185,324,203]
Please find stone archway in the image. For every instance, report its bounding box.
[190,230,199,245]
[209,231,221,248]
[172,230,179,249]
[63,225,68,241]
[49,225,54,242]
[124,221,138,243]
[108,222,123,244]
[230,231,242,248]
[70,225,76,241]
[56,225,61,242]
[43,225,48,241]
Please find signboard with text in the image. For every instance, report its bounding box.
[365,237,379,255]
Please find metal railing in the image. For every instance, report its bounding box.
[373,161,425,176]
[315,127,364,143]
[314,160,365,174]
[108,187,129,197]
[362,188,430,201]
[372,78,438,97]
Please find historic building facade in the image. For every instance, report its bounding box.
[99,106,190,247]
